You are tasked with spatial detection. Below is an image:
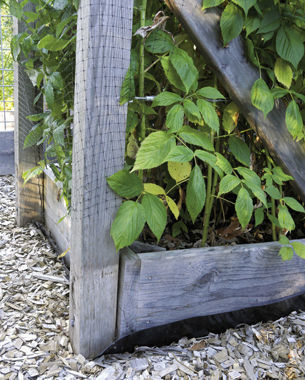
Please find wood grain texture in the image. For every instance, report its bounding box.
[0,131,14,175]
[14,13,44,225]
[69,0,134,358]
[44,168,70,253]
[166,0,305,199]
[117,241,305,338]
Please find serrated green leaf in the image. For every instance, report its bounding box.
[228,136,250,166]
[186,165,206,223]
[285,100,303,140]
[166,195,180,219]
[220,3,244,46]
[45,81,54,109]
[23,124,44,149]
[166,104,184,132]
[255,207,264,227]
[279,246,294,261]
[232,0,256,16]
[276,27,304,69]
[152,91,182,107]
[133,131,175,170]
[168,161,192,183]
[291,241,305,259]
[265,185,281,200]
[251,78,274,117]
[145,30,174,54]
[107,170,143,199]
[179,125,214,151]
[215,152,233,174]
[110,201,146,251]
[244,15,260,36]
[272,167,293,185]
[196,86,225,100]
[236,167,261,187]
[218,174,241,195]
[161,56,186,93]
[282,197,305,213]
[144,183,166,195]
[278,205,295,231]
[267,213,281,228]
[274,58,293,89]
[202,0,225,10]
[258,9,280,34]
[37,34,70,51]
[223,102,239,133]
[279,235,290,245]
[166,145,194,162]
[247,183,267,208]
[235,187,253,228]
[169,48,198,93]
[120,67,135,105]
[142,194,167,241]
[197,99,220,133]
[195,150,223,177]
[183,100,202,124]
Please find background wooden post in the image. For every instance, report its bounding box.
[14,10,44,226]
[69,0,134,358]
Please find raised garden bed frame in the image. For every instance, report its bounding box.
[14,0,305,359]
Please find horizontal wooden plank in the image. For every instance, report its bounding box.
[44,168,70,254]
[117,241,305,338]
[0,131,14,175]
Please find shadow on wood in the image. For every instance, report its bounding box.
[0,131,14,175]
[166,0,305,200]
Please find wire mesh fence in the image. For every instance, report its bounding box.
[0,4,14,132]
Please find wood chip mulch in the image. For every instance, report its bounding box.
[1,175,305,379]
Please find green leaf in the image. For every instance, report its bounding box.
[223,102,239,133]
[183,100,202,124]
[23,124,44,149]
[179,125,214,151]
[236,167,261,187]
[53,0,69,10]
[255,207,264,227]
[291,241,305,259]
[166,104,184,132]
[120,68,135,105]
[282,197,305,213]
[279,235,290,245]
[274,58,293,89]
[196,87,225,100]
[202,0,225,10]
[267,213,281,228]
[22,162,45,184]
[218,175,241,196]
[37,34,71,51]
[45,81,54,109]
[278,205,295,231]
[142,194,167,241]
[276,27,304,69]
[186,165,206,223]
[133,131,175,171]
[247,183,267,208]
[251,78,274,117]
[228,136,250,166]
[169,48,199,93]
[279,246,294,261]
[285,100,303,140]
[144,183,166,195]
[220,3,244,46]
[195,150,223,177]
[107,170,143,199]
[232,0,257,16]
[161,56,186,93]
[152,91,182,107]
[272,167,293,185]
[244,15,260,36]
[215,152,233,174]
[166,196,180,219]
[53,124,66,146]
[235,187,253,228]
[265,185,281,200]
[168,161,192,183]
[197,99,220,133]
[145,30,174,54]
[166,145,194,162]
[258,10,280,34]
[110,201,146,251]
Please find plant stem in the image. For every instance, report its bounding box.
[139,0,147,141]
[266,151,277,241]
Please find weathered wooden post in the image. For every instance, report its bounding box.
[14,6,44,226]
[69,0,134,358]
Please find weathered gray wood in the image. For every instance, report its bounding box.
[44,168,70,253]
[0,131,14,175]
[14,12,44,225]
[69,0,134,358]
[166,0,305,200]
[117,241,305,338]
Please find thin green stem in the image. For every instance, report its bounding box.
[139,0,147,141]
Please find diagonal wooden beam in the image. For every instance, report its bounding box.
[166,0,305,199]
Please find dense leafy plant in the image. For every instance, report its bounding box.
[10,0,77,209]
[108,0,305,261]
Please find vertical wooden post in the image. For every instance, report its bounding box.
[14,12,44,226]
[69,0,134,358]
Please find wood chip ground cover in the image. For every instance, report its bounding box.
[1,175,305,379]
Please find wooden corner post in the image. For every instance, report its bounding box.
[69,0,134,358]
[14,9,44,226]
